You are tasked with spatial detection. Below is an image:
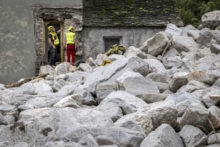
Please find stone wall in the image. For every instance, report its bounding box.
[0,0,82,84]
[82,27,164,59]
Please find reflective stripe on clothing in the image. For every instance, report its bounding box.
[49,32,60,46]
[66,32,75,44]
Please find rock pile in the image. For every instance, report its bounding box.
[0,11,220,147]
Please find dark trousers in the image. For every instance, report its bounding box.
[48,47,57,66]
[56,45,61,62]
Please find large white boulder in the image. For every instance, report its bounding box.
[202,10,220,29]
[209,106,220,129]
[18,107,114,145]
[141,32,172,56]
[124,46,147,59]
[169,72,189,92]
[141,101,178,128]
[140,124,184,147]
[116,71,159,94]
[114,112,153,136]
[39,65,55,76]
[179,125,207,147]
[172,35,199,52]
[83,57,128,93]
[144,59,167,74]
[96,82,118,103]
[55,62,71,75]
[179,105,209,128]
[99,91,147,114]
[95,127,145,147]
[165,23,182,36]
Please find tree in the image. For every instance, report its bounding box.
[176,0,220,27]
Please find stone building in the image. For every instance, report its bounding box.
[0,0,182,84]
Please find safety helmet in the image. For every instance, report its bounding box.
[48,26,54,31]
[68,26,74,31]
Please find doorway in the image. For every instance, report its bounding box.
[43,21,64,63]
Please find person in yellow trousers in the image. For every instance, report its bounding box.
[48,25,61,65]
[65,26,76,64]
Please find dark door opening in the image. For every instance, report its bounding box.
[43,21,64,63]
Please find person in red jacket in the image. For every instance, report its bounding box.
[65,26,76,64]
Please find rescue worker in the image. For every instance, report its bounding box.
[48,25,61,65]
[65,25,76,64]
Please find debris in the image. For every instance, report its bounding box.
[5,74,48,88]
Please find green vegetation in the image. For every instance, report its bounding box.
[176,0,220,27]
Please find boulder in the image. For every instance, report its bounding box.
[95,54,109,66]
[18,95,63,110]
[202,87,220,108]
[165,23,182,36]
[114,112,153,135]
[177,80,208,93]
[140,124,184,147]
[169,72,189,92]
[207,133,220,145]
[172,35,199,52]
[99,145,118,147]
[197,54,220,72]
[86,57,97,67]
[55,62,71,75]
[141,32,172,56]
[0,142,29,147]
[45,141,83,147]
[83,57,128,93]
[52,79,66,92]
[162,55,183,69]
[95,127,145,147]
[18,80,53,96]
[116,71,159,98]
[105,57,149,84]
[209,106,220,129]
[96,102,123,122]
[166,92,197,104]
[181,24,197,36]
[202,10,220,29]
[39,65,54,76]
[155,82,169,93]
[144,59,167,74]
[124,46,147,59]
[146,72,168,83]
[18,107,113,144]
[78,134,99,147]
[99,91,147,114]
[211,42,220,54]
[179,125,207,147]
[53,96,80,108]
[0,113,7,125]
[179,105,209,128]
[213,78,220,87]
[187,30,200,41]
[142,101,178,128]
[206,144,220,147]
[79,63,93,72]
[54,74,68,81]
[140,93,168,103]
[72,85,95,106]
[197,28,213,47]
[96,82,118,103]
[176,99,205,117]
